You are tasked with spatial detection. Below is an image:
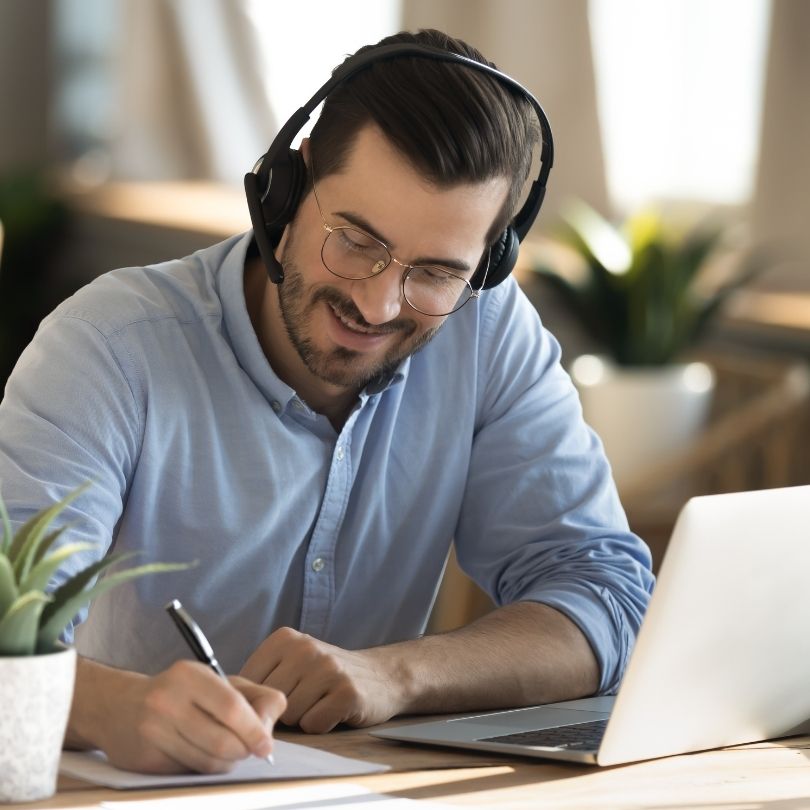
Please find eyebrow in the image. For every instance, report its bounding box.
[335,209,473,274]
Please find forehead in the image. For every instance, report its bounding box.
[314,125,509,260]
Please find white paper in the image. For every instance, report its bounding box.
[60,739,389,789]
[99,783,451,809]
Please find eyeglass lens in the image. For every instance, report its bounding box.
[322,227,473,316]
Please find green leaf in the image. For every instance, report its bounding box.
[9,482,90,580]
[39,550,136,621]
[531,197,765,366]
[30,524,73,566]
[0,555,18,620]
[560,199,632,277]
[37,558,194,652]
[0,591,51,656]
[19,540,97,594]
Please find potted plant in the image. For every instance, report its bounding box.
[0,483,189,803]
[530,199,760,487]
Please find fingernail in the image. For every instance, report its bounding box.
[255,738,273,759]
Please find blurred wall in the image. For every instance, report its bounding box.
[402,0,610,224]
[751,0,810,288]
[0,1,52,172]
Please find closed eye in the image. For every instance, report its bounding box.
[411,266,467,284]
[336,227,382,254]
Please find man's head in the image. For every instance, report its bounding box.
[248,29,544,411]
[308,29,540,255]
[273,124,508,396]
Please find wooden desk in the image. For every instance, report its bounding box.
[16,725,810,809]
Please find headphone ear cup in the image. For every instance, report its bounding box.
[477,227,519,289]
[261,148,308,233]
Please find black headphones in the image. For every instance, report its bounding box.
[244,43,553,291]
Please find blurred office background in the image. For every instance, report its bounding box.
[1,0,809,620]
[2,0,808,351]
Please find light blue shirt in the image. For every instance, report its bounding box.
[0,232,653,693]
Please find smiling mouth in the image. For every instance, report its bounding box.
[328,303,392,336]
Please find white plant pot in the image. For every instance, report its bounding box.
[0,647,76,803]
[571,355,715,489]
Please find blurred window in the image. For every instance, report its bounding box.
[53,0,119,179]
[53,0,400,183]
[589,0,771,211]
[245,0,401,135]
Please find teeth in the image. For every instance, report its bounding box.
[330,304,379,335]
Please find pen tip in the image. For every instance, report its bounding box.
[266,754,275,765]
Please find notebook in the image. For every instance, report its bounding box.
[372,485,810,765]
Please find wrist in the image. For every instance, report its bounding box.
[66,656,146,751]
[369,639,427,716]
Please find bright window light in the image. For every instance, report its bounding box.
[589,0,771,212]
[245,0,401,145]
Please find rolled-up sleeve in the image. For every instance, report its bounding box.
[454,281,654,694]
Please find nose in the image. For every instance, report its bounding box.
[350,267,404,325]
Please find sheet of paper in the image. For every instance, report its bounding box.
[100,783,451,809]
[99,783,451,809]
[60,739,389,789]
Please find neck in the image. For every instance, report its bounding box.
[244,256,359,431]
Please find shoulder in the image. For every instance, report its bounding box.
[439,276,558,375]
[46,233,247,339]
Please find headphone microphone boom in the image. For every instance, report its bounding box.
[244,43,553,290]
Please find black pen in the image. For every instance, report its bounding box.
[165,598,275,765]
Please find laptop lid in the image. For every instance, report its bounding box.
[598,484,810,764]
[372,485,810,766]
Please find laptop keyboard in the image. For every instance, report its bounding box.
[479,718,608,750]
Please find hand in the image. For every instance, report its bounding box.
[240,627,408,733]
[70,658,287,774]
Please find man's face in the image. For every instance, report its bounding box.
[270,124,509,395]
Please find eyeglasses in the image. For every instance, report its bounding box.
[311,178,490,317]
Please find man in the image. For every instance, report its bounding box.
[0,29,653,774]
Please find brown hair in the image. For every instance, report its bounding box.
[308,29,539,245]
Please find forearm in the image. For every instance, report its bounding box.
[381,601,600,716]
[65,655,147,750]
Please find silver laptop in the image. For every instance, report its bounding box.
[373,485,810,765]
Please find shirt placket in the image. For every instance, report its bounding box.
[298,420,356,639]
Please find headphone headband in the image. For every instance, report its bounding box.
[245,42,554,287]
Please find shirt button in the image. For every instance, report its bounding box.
[271,400,282,414]
[311,557,326,573]
[335,446,345,461]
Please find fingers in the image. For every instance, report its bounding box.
[77,657,287,775]
[135,708,238,774]
[240,635,283,683]
[138,661,281,769]
[229,675,288,744]
[239,628,374,733]
[297,693,347,734]
[240,626,306,684]
[282,674,331,727]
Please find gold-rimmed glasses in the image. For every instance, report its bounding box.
[311,178,490,317]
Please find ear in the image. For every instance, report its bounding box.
[300,137,311,166]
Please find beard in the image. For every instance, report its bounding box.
[277,234,443,391]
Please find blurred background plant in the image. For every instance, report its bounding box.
[0,171,69,398]
[530,199,764,366]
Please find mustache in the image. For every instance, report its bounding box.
[312,288,416,335]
